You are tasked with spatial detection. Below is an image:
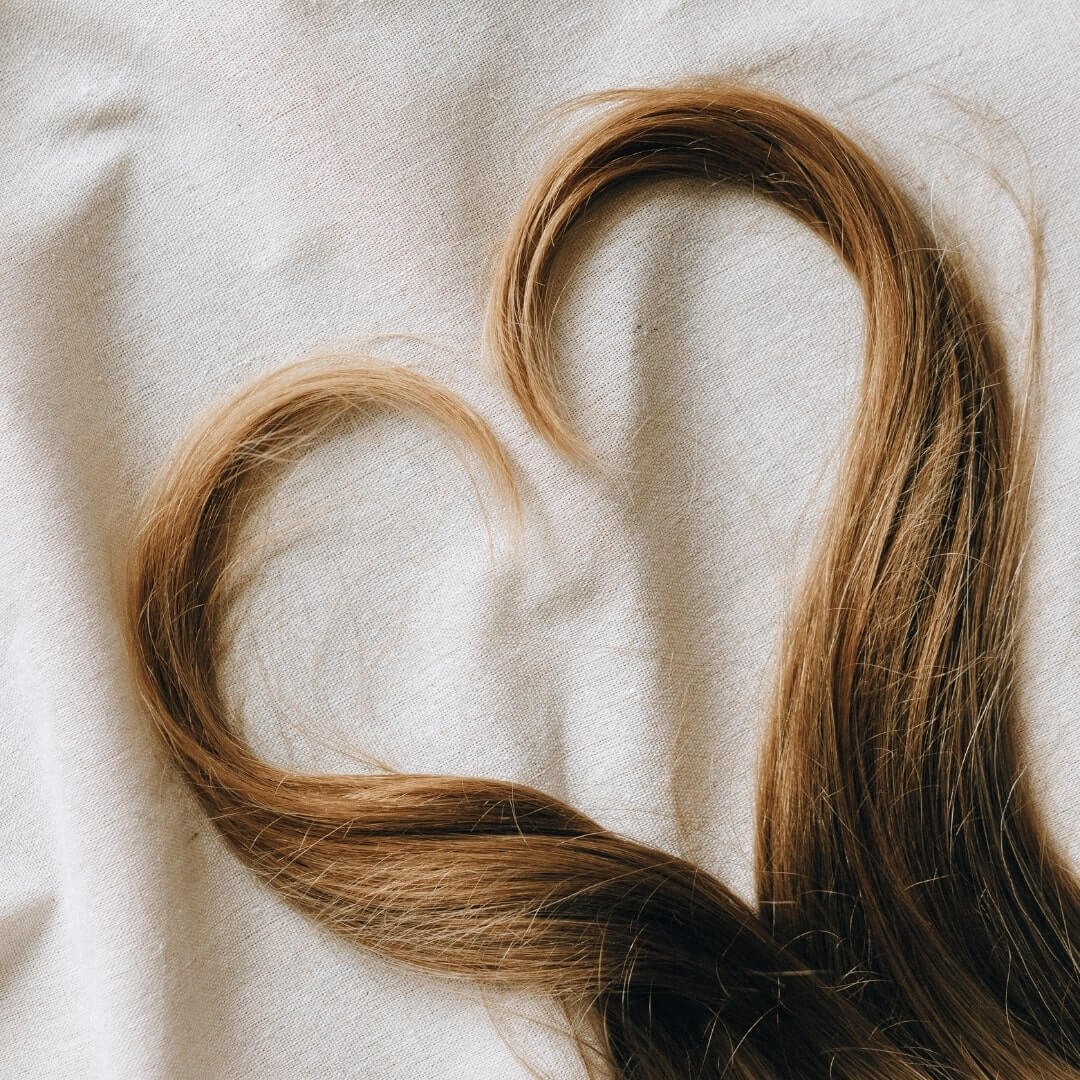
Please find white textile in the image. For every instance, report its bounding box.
[2,1,1078,1076]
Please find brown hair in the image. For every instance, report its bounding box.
[127,358,925,1078]
[126,86,1080,1078]
[488,84,1080,1076]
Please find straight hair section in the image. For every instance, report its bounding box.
[487,84,1080,1077]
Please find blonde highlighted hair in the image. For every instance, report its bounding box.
[127,86,1079,1077]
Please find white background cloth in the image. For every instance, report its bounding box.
[3,1,1079,1076]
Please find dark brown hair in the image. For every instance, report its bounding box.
[489,84,1080,1077]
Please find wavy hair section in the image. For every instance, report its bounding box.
[487,84,1080,1077]
[127,358,923,1078]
